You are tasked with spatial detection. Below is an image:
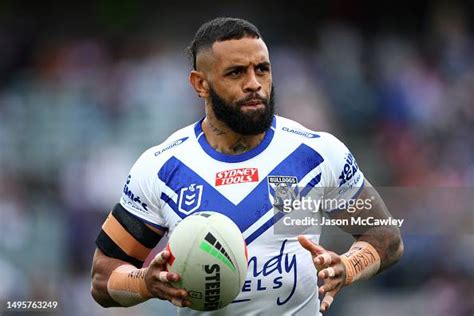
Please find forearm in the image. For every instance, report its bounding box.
[91,249,151,307]
[91,269,122,307]
[91,250,125,307]
[331,183,404,283]
[339,226,403,286]
[335,180,404,276]
[356,226,404,272]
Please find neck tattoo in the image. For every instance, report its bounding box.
[231,139,250,154]
[208,121,226,136]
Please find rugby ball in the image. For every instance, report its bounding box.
[166,211,248,311]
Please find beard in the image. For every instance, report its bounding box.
[209,85,275,135]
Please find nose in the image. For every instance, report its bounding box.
[243,70,262,93]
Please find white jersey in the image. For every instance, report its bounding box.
[120,116,365,316]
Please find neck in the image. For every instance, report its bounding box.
[202,115,266,155]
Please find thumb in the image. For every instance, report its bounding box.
[150,250,169,269]
[297,235,326,255]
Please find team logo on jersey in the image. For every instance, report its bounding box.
[267,176,299,212]
[215,168,259,186]
[178,183,203,215]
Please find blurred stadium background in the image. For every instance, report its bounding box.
[0,0,473,315]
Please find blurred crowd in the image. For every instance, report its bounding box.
[0,1,473,315]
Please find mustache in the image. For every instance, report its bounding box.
[236,93,268,106]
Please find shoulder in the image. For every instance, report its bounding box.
[274,116,321,140]
[132,124,196,172]
[136,123,196,164]
[274,115,356,165]
[274,115,344,148]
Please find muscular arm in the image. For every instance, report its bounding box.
[329,179,404,271]
[91,248,132,307]
[299,178,404,313]
[91,223,164,307]
[90,204,189,308]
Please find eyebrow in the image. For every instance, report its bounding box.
[258,61,271,68]
[223,61,271,73]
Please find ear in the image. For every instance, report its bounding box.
[189,71,209,98]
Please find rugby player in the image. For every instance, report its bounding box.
[91,17,403,315]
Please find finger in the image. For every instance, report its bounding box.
[319,279,341,294]
[320,292,335,313]
[171,298,192,308]
[315,252,332,266]
[318,266,343,279]
[319,267,336,279]
[158,284,188,298]
[171,298,184,307]
[159,271,169,282]
[158,271,180,282]
[153,250,170,266]
[298,235,326,255]
[151,284,187,300]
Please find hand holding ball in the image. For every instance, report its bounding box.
[166,212,248,311]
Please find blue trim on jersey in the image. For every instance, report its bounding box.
[251,173,322,246]
[160,192,178,213]
[245,211,286,245]
[193,116,276,163]
[300,173,322,197]
[157,143,324,245]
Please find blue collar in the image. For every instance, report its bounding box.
[193,116,276,163]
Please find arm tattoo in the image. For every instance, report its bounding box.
[329,182,403,272]
[356,226,402,272]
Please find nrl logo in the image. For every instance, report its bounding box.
[178,183,203,215]
[267,176,299,212]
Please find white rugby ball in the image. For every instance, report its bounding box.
[166,211,248,311]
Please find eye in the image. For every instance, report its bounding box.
[227,69,243,77]
[256,64,270,74]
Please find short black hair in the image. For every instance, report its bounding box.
[187,17,262,70]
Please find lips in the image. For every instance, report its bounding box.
[241,99,264,107]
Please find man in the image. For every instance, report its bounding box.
[91,17,403,315]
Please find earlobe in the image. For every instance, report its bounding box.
[189,71,209,98]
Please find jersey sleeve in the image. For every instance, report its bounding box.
[319,133,365,213]
[119,149,168,230]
